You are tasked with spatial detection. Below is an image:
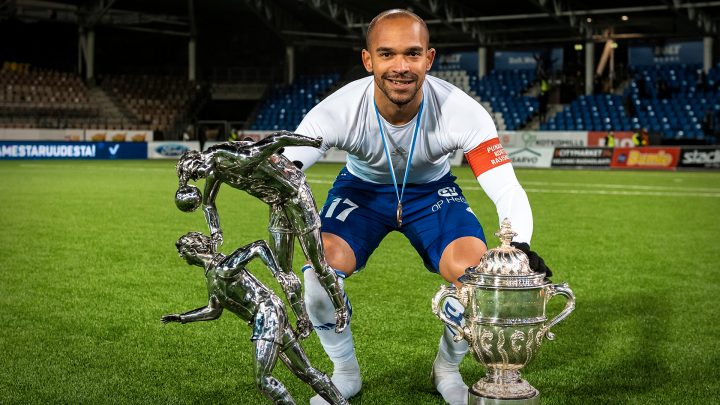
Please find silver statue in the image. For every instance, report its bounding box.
[432,219,575,404]
[162,232,349,405]
[174,131,348,336]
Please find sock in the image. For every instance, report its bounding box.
[433,295,468,405]
[302,266,361,403]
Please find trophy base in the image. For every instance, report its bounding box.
[469,391,540,405]
[469,371,540,405]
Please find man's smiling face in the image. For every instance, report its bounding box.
[362,15,435,107]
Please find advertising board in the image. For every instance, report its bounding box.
[552,147,613,167]
[0,141,148,160]
[611,147,680,170]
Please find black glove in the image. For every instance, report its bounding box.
[511,242,552,277]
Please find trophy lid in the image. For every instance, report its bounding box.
[461,219,545,288]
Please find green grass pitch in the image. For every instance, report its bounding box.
[1,160,719,404]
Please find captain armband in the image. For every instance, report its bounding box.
[464,138,511,177]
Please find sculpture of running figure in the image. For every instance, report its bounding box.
[162,232,348,405]
[174,131,348,336]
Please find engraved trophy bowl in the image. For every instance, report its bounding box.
[432,219,575,404]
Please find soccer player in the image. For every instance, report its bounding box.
[283,9,550,405]
[162,233,348,405]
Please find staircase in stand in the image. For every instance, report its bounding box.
[87,86,137,129]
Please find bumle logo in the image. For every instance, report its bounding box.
[438,187,459,197]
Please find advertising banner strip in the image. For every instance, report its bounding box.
[611,147,680,170]
[85,130,153,142]
[587,131,636,147]
[148,141,198,159]
[499,131,588,148]
[505,146,554,168]
[0,141,147,160]
[0,129,153,142]
[552,147,613,167]
[678,147,720,168]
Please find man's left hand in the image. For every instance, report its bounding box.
[511,242,552,277]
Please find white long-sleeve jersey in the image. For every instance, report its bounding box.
[284,75,533,243]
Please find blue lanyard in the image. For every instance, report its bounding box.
[373,97,424,211]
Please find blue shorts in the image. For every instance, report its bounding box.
[319,167,486,273]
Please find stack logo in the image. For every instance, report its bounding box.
[680,148,720,168]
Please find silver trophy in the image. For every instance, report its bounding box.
[432,219,575,404]
[162,232,348,405]
[174,131,348,337]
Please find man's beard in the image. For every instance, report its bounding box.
[376,72,421,106]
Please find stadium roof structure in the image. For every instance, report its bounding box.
[2,0,720,49]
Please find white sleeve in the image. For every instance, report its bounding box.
[282,144,323,171]
[283,103,336,171]
[477,163,533,244]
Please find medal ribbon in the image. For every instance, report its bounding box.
[373,96,424,227]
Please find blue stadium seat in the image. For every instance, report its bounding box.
[251,74,340,130]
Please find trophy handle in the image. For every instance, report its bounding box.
[541,282,576,341]
[431,285,469,343]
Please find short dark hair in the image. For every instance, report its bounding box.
[365,9,428,50]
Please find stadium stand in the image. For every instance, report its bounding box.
[431,70,505,129]
[0,62,207,137]
[247,68,538,133]
[540,94,631,132]
[102,74,206,136]
[4,59,718,145]
[0,64,97,129]
[249,73,340,131]
[624,63,718,143]
[470,69,538,131]
[541,63,719,144]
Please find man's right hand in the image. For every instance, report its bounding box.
[334,307,349,333]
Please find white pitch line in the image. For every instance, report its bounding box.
[305,177,720,198]
[17,163,170,172]
[445,177,720,193]
[521,188,720,198]
[13,165,720,198]
[503,180,720,193]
